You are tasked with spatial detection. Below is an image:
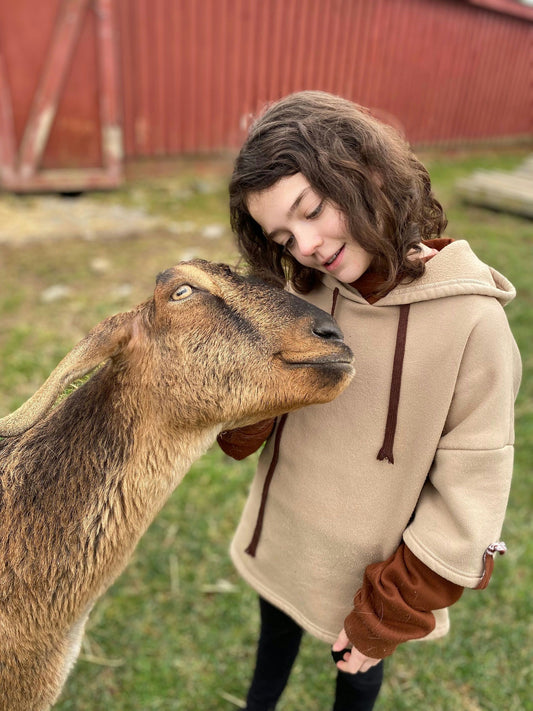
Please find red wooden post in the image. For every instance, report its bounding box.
[96,0,123,182]
[0,50,17,185]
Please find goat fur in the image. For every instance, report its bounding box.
[0,260,353,710]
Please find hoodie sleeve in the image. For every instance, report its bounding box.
[402,300,522,588]
[217,419,276,460]
[344,543,463,658]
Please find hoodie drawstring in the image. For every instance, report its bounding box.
[333,285,411,463]
[246,289,341,557]
[331,287,340,317]
[245,413,288,557]
[377,303,411,463]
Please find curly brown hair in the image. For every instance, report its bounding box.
[229,91,447,294]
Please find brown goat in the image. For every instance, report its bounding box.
[0,259,354,710]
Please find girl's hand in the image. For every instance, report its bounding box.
[332,628,381,674]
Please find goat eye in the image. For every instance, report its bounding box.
[170,285,194,301]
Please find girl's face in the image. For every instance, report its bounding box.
[247,173,373,284]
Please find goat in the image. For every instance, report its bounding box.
[0,259,354,710]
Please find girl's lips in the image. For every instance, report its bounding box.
[324,245,345,271]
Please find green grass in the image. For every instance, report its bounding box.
[0,148,532,710]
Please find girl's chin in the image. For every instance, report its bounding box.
[331,265,368,284]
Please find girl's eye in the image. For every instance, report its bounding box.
[283,235,295,252]
[306,201,323,220]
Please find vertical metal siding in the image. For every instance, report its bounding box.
[115,0,532,156]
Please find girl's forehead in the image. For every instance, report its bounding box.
[247,173,313,220]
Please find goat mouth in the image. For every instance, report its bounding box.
[281,357,354,372]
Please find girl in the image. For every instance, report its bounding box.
[218,91,521,711]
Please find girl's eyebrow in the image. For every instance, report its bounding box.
[266,187,311,241]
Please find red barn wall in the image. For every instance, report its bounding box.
[1,0,531,188]
[115,0,532,157]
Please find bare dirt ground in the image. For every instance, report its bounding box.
[0,195,166,245]
[0,156,234,247]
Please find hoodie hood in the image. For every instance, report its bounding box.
[322,240,516,308]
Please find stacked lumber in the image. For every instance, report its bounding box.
[457,155,533,218]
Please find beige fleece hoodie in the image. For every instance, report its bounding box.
[230,240,521,645]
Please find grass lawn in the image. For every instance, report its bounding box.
[0,148,531,710]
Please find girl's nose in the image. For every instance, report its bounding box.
[295,230,322,257]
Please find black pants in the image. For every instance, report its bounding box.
[245,597,384,711]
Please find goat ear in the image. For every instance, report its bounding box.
[0,310,137,438]
[124,310,149,355]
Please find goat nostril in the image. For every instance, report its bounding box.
[312,322,343,341]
